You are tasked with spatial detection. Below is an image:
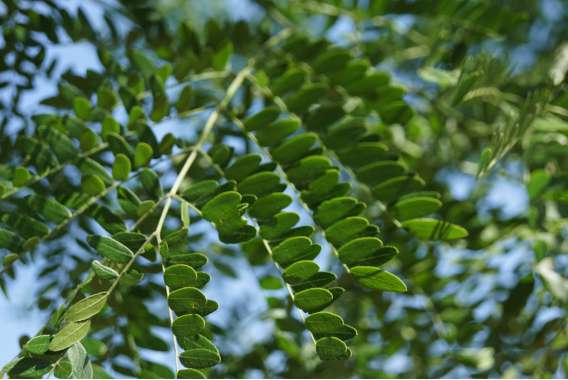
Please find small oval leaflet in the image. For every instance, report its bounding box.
[177,369,206,379]
[168,287,207,315]
[179,348,221,369]
[92,260,119,280]
[64,292,108,322]
[316,337,351,360]
[164,264,199,290]
[350,266,407,292]
[88,235,134,263]
[23,335,51,355]
[401,218,468,241]
[294,287,333,313]
[49,320,91,352]
[172,314,206,338]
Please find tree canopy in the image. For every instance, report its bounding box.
[0,0,567,378]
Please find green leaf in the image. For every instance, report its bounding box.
[49,321,91,351]
[285,83,327,114]
[81,174,105,196]
[202,191,256,243]
[177,369,206,379]
[344,71,390,96]
[337,142,391,169]
[168,287,207,315]
[150,75,168,122]
[291,271,336,292]
[371,175,425,203]
[134,142,153,168]
[305,312,357,340]
[357,161,407,186]
[24,335,51,355]
[6,357,53,378]
[271,67,306,96]
[179,349,221,369]
[260,275,283,290]
[272,132,318,164]
[209,144,235,168]
[172,314,206,338]
[113,232,147,252]
[164,264,199,290]
[287,155,332,187]
[0,228,22,250]
[272,237,321,268]
[256,119,300,147]
[169,252,208,269]
[67,342,93,379]
[212,41,233,70]
[88,236,134,263]
[73,97,92,120]
[243,107,280,131]
[82,338,108,357]
[350,267,407,292]
[393,196,442,221]
[401,218,468,240]
[418,66,459,87]
[97,86,118,110]
[248,193,292,220]
[325,118,367,150]
[39,125,79,160]
[315,337,351,360]
[208,144,234,168]
[477,147,493,177]
[325,217,373,247]
[283,260,319,284]
[294,287,333,313]
[99,85,120,115]
[138,200,155,217]
[140,168,163,199]
[181,201,190,229]
[80,129,98,151]
[260,212,300,240]
[64,292,108,322]
[13,167,31,187]
[183,180,219,205]
[179,333,218,352]
[315,197,365,228]
[338,237,399,268]
[112,154,131,181]
[225,154,262,181]
[79,158,113,184]
[312,47,351,75]
[536,257,568,303]
[302,169,349,206]
[238,172,284,197]
[527,169,550,199]
[27,195,72,223]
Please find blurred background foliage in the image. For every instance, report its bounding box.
[0,0,567,378]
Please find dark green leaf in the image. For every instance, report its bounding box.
[316,337,351,360]
[172,314,206,338]
[179,349,221,369]
[294,288,333,313]
[24,335,51,355]
[88,236,134,263]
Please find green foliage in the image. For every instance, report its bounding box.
[0,0,566,379]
